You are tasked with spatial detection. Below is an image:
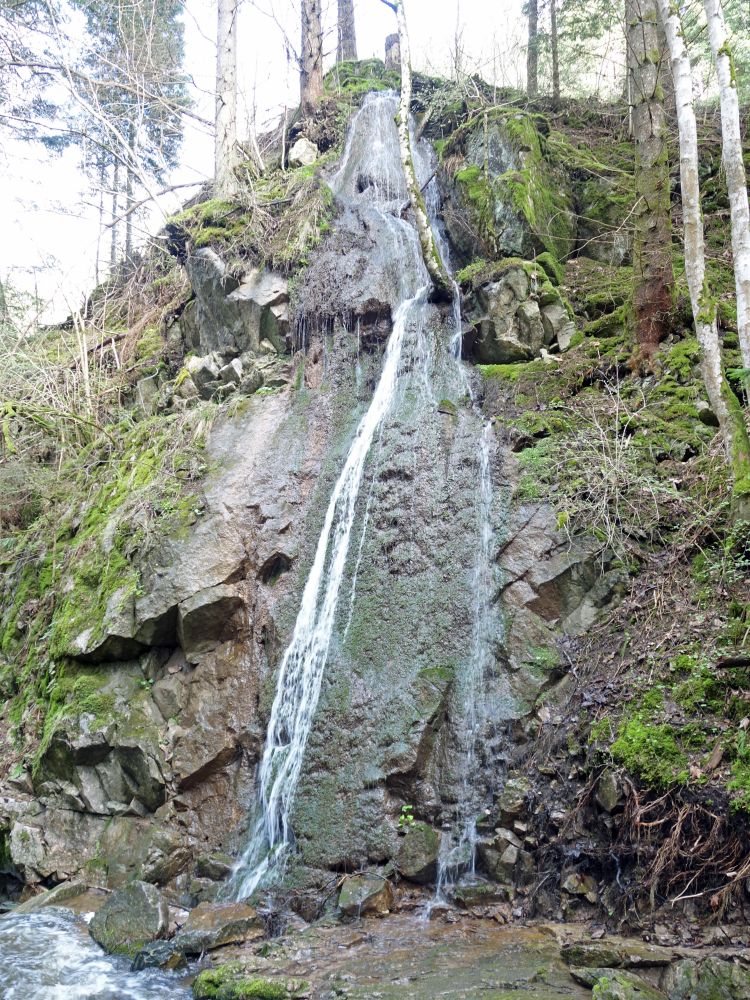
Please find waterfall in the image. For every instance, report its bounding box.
[434,420,498,897]
[228,93,434,899]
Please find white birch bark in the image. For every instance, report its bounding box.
[704,0,750,372]
[215,0,239,200]
[381,0,451,299]
[657,0,750,489]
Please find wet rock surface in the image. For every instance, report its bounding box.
[89,880,170,956]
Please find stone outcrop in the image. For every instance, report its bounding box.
[463,263,576,363]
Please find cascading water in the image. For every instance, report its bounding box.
[228,93,436,899]
[434,419,500,898]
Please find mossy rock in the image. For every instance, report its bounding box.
[193,963,305,999]
[88,880,169,958]
[443,109,575,266]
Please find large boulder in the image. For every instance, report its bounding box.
[395,822,440,884]
[662,957,750,1000]
[462,262,575,363]
[88,880,169,956]
[338,873,394,917]
[442,111,575,263]
[171,901,264,954]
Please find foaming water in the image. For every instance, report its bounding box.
[0,909,190,999]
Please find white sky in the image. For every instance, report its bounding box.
[0,0,526,320]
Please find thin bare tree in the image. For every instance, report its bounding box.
[656,0,750,504]
[703,0,750,374]
[337,0,357,61]
[215,0,239,199]
[378,0,451,300]
[300,0,324,112]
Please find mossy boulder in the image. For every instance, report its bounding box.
[662,957,750,1000]
[88,880,169,957]
[193,963,304,999]
[442,110,575,266]
[395,821,440,884]
[577,970,666,1000]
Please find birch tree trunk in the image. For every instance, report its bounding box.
[627,0,673,361]
[337,0,357,62]
[527,0,539,99]
[110,159,119,268]
[381,0,451,301]
[704,0,750,373]
[300,0,324,113]
[215,0,239,200]
[550,0,560,109]
[656,0,750,499]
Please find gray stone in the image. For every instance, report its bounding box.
[541,301,576,351]
[195,852,234,881]
[596,770,622,813]
[561,871,598,903]
[11,880,87,914]
[135,375,160,417]
[338,874,394,917]
[186,354,221,400]
[131,940,186,972]
[171,901,264,954]
[395,822,439,884]
[497,777,530,821]
[177,583,244,660]
[89,881,169,956]
[289,136,319,167]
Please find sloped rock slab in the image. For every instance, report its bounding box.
[338,874,394,917]
[171,901,264,954]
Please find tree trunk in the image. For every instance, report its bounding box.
[110,159,119,269]
[527,0,539,99]
[337,0,357,62]
[300,0,324,113]
[215,0,239,200]
[388,0,451,301]
[125,121,135,265]
[656,0,750,502]
[704,0,750,373]
[550,0,560,109]
[627,0,673,361]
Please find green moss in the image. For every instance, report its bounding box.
[534,251,564,286]
[611,715,688,788]
[193,964,295,999]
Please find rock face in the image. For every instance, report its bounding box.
[88,880,169,956]
[461,263,576,363]
[0,97,630,904]
[442,112,575,263]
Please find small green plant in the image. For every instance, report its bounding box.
[138,677,155,690]
[398,804,416,831]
